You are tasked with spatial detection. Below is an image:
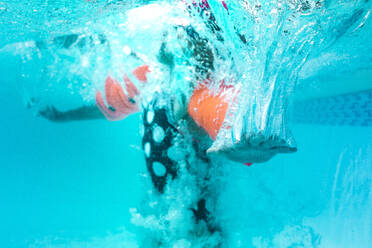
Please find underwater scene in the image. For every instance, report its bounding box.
[0,0,371,247]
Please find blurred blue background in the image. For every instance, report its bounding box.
[0,70,145,247]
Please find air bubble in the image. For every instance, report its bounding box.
[122,45,131,55]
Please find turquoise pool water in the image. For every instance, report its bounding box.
[0,1,371,247]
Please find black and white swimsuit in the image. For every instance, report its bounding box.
[141,96,221,235]
[141,101,179,193]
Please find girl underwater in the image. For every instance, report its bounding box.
[14,0,371,246]
[35,1,299,246]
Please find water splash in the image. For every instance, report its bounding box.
[1,1,372,247]
[202,0,371,163]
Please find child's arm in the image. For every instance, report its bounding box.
[38,105,105,122]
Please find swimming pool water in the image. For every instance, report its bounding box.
[0,1,371,247]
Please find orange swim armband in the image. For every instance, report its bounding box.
[188,81,297,165]
[188,82,254,165]
[188,83,232,140]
